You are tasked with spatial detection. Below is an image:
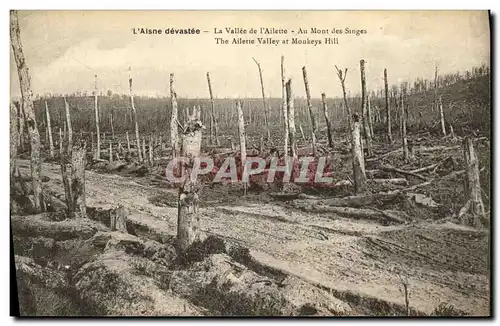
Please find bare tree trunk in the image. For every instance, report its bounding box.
[94,74,101,159]
[299,124,307,143]
[302,66,318,157]
[384,68,392,144]
[450,124,456,140]
[401,93,409,163]
[285,79,297,159]
[321,93,334,148]
[360,60,373,156]
[90,131,94,156]
[335,66,352,131]
[433,64,438,114]
[59,128,63,155]
[142,137,147,165]
[10,10,44,211]
[44,101,54,158]
[70,142,86,218]
[367,93,374,137]
[17,100,25,152]
[110,112,115,140]
[439,96,446,136]
[129,67,142,162]
[352,114,366,194]
[461,137,485,226]
[177,106,203,257]
[149,134,154,165]
[64,97,73,157]
[281,56,289,156]
[170,73,179,157]
[60,122,72,214]
[236,101,247,166]
[10,102,19,177]
[126,130,131,153]
[109,140,113,163]
[253,58,271,141]
[206,72,219,145]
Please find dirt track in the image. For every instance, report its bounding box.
[17,160,490,315]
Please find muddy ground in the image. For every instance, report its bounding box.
[11,152,490,316]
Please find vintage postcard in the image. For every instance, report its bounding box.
[9,10,491,317]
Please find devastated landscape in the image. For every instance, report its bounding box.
[10,10,491,317]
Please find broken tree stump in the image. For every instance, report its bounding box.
[351,114,366,194]
[177,106,204,257]
[460,137,485,227]
[110,205,128,232]
[70,142,87,218]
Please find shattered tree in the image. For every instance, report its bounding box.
[302,66,318,156]
[281,56,289,156]
[129,67,142,162]
[94,74,101,159]
[253,58,271,141]
[459,137,485,227]
[360,59,373,156]
[206,72,219,145]
[170,73,179,157]
[285,79,297,159]
[10,10,44,211]
[384,68,393,144]
[321,93,334,148]
[177,106,204,257]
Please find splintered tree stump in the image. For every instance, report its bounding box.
[351,114,366,194]
[110,205,128,232]
[461,137,485,227]
[70,142,87,218]
[177,106,204,257]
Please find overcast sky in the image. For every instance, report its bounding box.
[10,10,490,99]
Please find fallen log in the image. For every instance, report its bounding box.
[370,178,409,186]
[11,214,106,241]
[292,192,404,209]
[380,165,428,181]
[409,163,440,174]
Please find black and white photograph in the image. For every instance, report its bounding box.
[9,10,492,317]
